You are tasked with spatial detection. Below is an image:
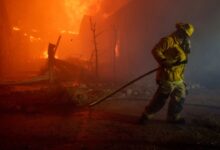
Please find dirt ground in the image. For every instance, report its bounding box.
[0,87,220,150]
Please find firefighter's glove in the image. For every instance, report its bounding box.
[161,59,187,68]
[173,60,188,66]
[161,59,177,68]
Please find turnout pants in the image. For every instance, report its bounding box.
[144,80,186,121]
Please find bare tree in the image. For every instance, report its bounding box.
[90,17,99,80]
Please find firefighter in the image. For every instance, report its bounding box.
[139,23,194,124]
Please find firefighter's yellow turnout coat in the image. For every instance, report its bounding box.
[152,34,187,82]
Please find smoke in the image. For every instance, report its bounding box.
[5,0,131,34]
[64,0,103,33]
[1,0,220,88]
[103,0,220,88]
[0,0,132,79]
[97,0,131,18]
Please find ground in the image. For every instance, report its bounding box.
[0,87,220,150]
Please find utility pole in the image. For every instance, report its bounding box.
[90,17,99,80]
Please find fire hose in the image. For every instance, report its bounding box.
[89,67,160,107]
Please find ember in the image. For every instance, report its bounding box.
[12,26,20,31]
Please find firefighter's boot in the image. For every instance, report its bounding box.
[138,113,154,125]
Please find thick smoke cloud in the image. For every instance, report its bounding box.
[107,0,220,88]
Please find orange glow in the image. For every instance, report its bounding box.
[12,26,21,31]
[72,82,80,87]
[64,0,102,33]
[103,13,111,19]
[60,30,78,35]
[55,55,59,59]
[115,40,120,57]
[2,0,133,80]
[42,50,59,59]
[29,35,41,43]
[43,51,48,59]
[29,36,35,42]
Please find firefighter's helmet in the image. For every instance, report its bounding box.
[176,23,194,37]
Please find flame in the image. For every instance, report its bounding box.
[12,26,41,42]
[29,35,41,42]
[64,0,102,33]
[43,51,48,59]
[42,50,59,59]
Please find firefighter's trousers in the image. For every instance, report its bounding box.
[144,80,186,120]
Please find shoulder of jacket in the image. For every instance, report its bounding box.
[164,35,175,42]
[160,36,175,46]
